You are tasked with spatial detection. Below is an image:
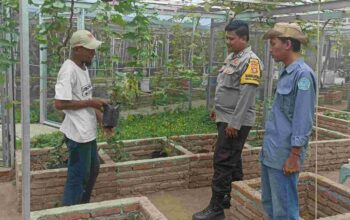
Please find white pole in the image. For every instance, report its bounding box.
[39,10,47,124]
[19,0,31,219]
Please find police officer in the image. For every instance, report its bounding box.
[193,20,263,220]
[261,23,316,219]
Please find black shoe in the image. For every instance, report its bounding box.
[192,206,225,220]
[222,194,231,209]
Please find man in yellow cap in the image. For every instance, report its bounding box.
[261,23,316,219]
[54,30,111,205]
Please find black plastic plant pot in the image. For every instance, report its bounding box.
[102,104,120,128]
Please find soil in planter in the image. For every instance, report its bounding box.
[93,211,146,220]
[31,152,68,171]
[30,148,105,171]
[105,140,183,163]
[171,136,217,154]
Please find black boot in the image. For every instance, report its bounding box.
[222,194,231,209]
[192,195,225,220]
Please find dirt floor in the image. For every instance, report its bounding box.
[0,181,21,220]
[146,187,233,220]
[1,170,349,220]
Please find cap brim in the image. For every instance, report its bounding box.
[262,29,283,40]
[83,40,103,50]
[263,29,308,44]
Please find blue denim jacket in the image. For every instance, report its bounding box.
[261,59,316,170]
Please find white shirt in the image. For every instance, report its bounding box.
[55,59,97,143]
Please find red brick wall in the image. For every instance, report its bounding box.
[230,173,350,220]
[16,141,191,211]
[321,90,343,104]
[317,114,350,135]
[174,131,350,188]
[30,197,167,220]
[16,131,350,211]
[0,167,14,182]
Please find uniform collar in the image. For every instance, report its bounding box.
[232,46,251,59]
[280,58,303,76]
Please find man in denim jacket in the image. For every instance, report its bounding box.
[261,23,316,220]
[193,19,263,220]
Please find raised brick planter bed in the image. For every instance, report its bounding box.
[16,138,191,211]
[0,167,14,182]
[97,138,191,200]
[170,128,350,188]
[100,137,185,162]
[170,132,261,188]
[230,172,350,220]
[320,90,342,105]
[15,147,112,211]
[16,128,350,211]
[30,196,167,220]
[317,106,350,135]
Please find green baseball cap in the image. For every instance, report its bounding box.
[70,30,102,49]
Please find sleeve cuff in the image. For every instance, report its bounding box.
[291,136,309,147]
[229,119,241,130]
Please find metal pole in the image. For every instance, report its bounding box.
[206,75,217,110]
[165,31,170,74]
[208,18,215,74]
[77,8,85,30]
[6,7,16,167]
[19,0,31,218]
[1,83,6,167]
[263,42,274,125]
[39,11,47,124]
[188,78,192,110]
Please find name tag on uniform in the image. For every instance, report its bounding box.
[240,58,261,85]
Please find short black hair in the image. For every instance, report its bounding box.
[278,37,301,52]
[225,19,249,42]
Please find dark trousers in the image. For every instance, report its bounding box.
[62,137,100,206]
[212,122,251,195]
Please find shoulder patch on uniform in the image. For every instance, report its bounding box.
[232,58,240,65]
[240,58,261,86]
[297,77,311,90]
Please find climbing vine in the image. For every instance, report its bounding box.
[33,0,73,75]
[0,0,19,96]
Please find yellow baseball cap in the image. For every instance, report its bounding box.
[70,30,102,49]
[263,23,308,44]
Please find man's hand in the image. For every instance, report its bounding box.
[210,111,216,121]
[283,148,301,176]
[225,127,238,138]
[102,127,114,139]
[88,99,106,110]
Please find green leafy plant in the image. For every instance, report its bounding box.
[107,137,131,162]
[0,0,18,86]
[105,106,216,141]
[109,71,142,107]
[0,0,19,119]
[46,137,67,169]
[33,0,74,75]
[31,131,64,149]
[324,110,350,121]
